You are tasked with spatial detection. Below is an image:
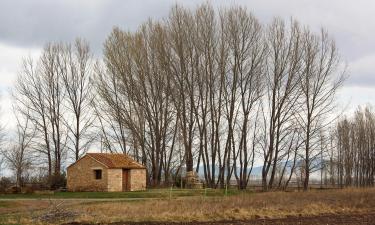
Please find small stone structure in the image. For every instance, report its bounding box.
[185,171,203,189]
[67,153,146,192]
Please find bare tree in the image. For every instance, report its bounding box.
[261,19,304,191]
[39,43,68,178]
[167,5,198,173]
[14,44,69,186]
[334,106,375,188]
[61,39,96,161]
[97,22,178,186]
[220,7,266,189]
[298,29,345,190]
[190,4,227,188]
[14,57,54,177]
[2,109,35,187]
[0,99,5,177]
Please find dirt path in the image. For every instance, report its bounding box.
[62,213,375,225]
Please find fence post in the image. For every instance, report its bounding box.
[225,183,228,197]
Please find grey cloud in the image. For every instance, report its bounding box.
[345,54,375,87]
[346,75,375,88]
[0,0,177,53]
[0,0,374,86]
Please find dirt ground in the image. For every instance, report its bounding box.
[62,212,375,225]
[2,188,375,225]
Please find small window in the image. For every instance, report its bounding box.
[94,169,102,180]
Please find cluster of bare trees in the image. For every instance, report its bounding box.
[3,4,346,190]
[8,39,95,187]
[331,106,375,187]
[94,4,344,190]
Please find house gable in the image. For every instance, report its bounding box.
[67,155,109,191]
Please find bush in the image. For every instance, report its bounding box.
[21,185,35,194]
[0,177,12,193]
[49,173,67,190]
[6,186,21,194]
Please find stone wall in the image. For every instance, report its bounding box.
[130,169,146,191]
[107,169,122,192]
[67,156,147,192]
[67,156,108,191]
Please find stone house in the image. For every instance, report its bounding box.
[67,153,146,192]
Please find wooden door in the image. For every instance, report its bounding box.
[122,169,130,191]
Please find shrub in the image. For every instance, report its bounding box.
[49,173,67,190]
[0,177,12,193]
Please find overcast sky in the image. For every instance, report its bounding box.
[0,0,374,131]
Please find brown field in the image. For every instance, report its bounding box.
[1,188,375,225]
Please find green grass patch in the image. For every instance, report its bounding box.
[0,188,244,199]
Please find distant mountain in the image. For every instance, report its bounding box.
[195,165,263,178]
[194,159,325,179]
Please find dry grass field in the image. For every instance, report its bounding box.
[1,188,375,225]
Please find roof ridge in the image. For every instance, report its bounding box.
[85,153,145,169]
[87,153,128,155]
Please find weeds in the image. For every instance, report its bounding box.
[0,188,374,224]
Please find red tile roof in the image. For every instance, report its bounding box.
[86,153,146,169]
